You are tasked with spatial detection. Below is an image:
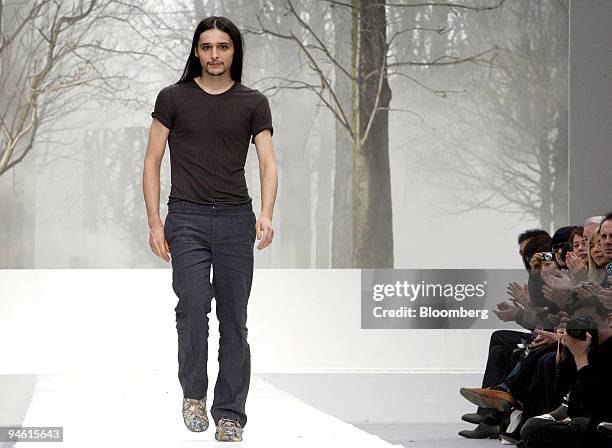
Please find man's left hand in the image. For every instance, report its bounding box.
[255,214,274,250]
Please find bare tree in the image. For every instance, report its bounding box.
[248,0,505,267]
[0,0,190,267]
[420,0,568,232]
[0,0,177,178]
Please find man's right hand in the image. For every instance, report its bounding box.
[533,328,564,346]
[529,253,544,270]
[149,224,170,262]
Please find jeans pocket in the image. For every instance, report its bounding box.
[250,213,257,244]
[164,213,176,244]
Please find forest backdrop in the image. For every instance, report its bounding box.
[0,0,569,268]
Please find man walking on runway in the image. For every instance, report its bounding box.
[143,16,277,442]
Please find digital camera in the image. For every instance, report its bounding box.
[541,252,555,261]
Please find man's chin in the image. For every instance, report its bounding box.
[205,67,226,77]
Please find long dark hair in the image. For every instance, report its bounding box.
[176,16,244,84]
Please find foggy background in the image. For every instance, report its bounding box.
[0,0,569,269]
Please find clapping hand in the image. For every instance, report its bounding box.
[507,282,531,307]
[541,270,573,307]
[575,282,601,300]
[565,252,588,284]
[541,269,573,289]
[493,301,519,322]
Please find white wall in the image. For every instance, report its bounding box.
[0,269,499,375]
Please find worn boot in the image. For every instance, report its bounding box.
[182,396,209,432]
[215,416,243,442]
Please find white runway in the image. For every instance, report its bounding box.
[2,270,496,447]
[15,372,401,447]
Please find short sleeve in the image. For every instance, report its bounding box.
[151,86,175,130]
[250,95,274,144]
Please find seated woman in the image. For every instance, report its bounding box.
[587,230,608,284]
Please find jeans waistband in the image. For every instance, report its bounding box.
[168,197,253,214]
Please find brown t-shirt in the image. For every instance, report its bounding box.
[151,79,274,205]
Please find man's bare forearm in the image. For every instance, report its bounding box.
[259,162,277,220]
[143,158,163,228]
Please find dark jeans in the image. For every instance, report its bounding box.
[478,330,530,423]
[509,349,561,419]
[164,198,256,428]
[520,417,609,448]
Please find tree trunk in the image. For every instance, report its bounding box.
[331,2,354,267]
[353,0,393,268]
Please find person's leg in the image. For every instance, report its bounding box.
[506,344,556,407]
[209,203,256,429]
[165,205,215,400]
[479,330,527,420]
[482,330,527,388]
[536,351,562,414]
[459,330,526,438]
[520,417,593,448]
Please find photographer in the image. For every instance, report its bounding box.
[515,238,563,330]
[520,300,612,448]
[550,226,577,269]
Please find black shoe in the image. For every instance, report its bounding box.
[598,422,612,438]
[461,413,484,425]
[458,422,500,439]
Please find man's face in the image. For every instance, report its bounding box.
[601,219,612,261]
[572,234,589,263]
[519,238,531,269]
[194,28,234,78]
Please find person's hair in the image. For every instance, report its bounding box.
[176,16,244,84]
[599,211,612,233]
[583,216,604,226]
[552,225,577,248]
[522,234,553,270]
[518,229,550,245]
[569,226,584,247]
[587,230,606,283]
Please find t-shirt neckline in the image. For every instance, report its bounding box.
[191,78,238,96]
